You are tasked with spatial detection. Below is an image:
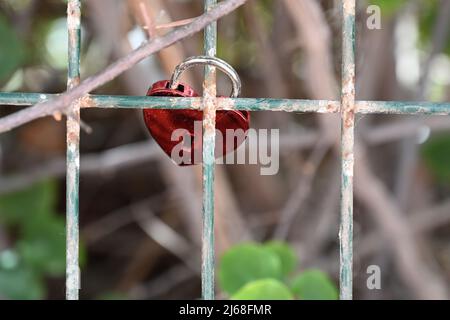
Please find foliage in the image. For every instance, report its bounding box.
[218,243,282,295]
[263,241,297,276]
[231,279,293,300]
[291,269,338,300]
[0,180,86,299]
[219,242,337,300]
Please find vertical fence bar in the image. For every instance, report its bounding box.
[339,0,355,300]
[66,0,81,300]
[201,0,217,300]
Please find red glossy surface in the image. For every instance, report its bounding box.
[143,80,250,165]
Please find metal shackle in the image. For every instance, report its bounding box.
[169,56,241,98]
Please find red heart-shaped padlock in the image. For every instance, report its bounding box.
[143,80,250,166]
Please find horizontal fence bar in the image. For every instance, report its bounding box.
[357,101,450,115]
[0,92,52,105]
[0,92,339,112]
[2,92,450,114]
[94,96,340,112]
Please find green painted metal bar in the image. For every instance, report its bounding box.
[201,0,217,301]
[66,0,81,300]
[0,92,339,112]
[357,100,450,115]
[2,92,450,114]
[0,92,54,105]
[339,0,355,300]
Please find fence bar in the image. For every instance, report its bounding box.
[201,0,217,300]
[339,0,355,300]
[0,93,339,112]
[2,92,450,115]
[66,0,81,300]
[357,101,450,115]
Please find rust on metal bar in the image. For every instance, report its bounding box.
[201,0,217,300]
[66,0,81,301]
[339,0,355,300]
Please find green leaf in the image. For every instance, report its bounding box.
[0,180,57,225]
[231,279,294,300]
[219,243,282,295]
[0,14,26,82]
[291,269,338,300]
[422,134,450,183]
[0,264,45,300]
[264,241,297,276]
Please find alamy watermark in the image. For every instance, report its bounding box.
[366,265,381,290]
[170,121,279,176]
[367,5,382,30]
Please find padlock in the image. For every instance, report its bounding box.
[143,56,250,166]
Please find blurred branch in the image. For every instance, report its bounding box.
[131,263,194,299]
[243,2,289,98]
[0,141,162,194]
[129,0,196,35]
[0,0,249,133]
[156,18,196,30]
[412,199,450,231]
[273,139,329,239]
[364,117,450,144]
[355,144,448,299]
[133,206,199,273]
[131,0,157,39]
[301,165,340,265]
[358,198,450,260]
[82,194,166,244]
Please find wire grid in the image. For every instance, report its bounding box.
[0,0,450,300]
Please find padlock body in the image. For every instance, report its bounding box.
[143,80,250,166]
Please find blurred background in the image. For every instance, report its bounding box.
[0,0,449,300]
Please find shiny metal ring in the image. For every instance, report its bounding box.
[170,56,241,98]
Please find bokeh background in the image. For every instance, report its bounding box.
[0,0,449,299]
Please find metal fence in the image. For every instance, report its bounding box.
[0,0,449,300]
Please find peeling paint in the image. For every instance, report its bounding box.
[66,0,81,301]
[3,93,449,116]
[340,0,355,301]
[343,0,355,15]
[78,94,95,109]
[67,0,81,30]
[201,0,217,301]
[357,100,450,115]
